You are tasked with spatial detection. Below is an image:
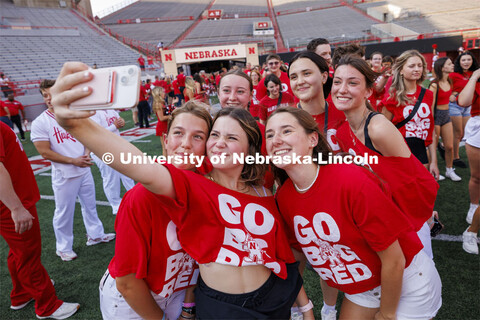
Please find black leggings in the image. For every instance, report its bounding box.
[137,101,150,128]
[10,115,25,139]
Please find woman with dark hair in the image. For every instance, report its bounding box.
[49,62,314,320]
[429,57,461,181]
[381,50,440,179]
[266,106,442,320]
[449,51,480,168]
[258,73,295,124]
[334,54,439,256]
[288,51,345,152]
[99,101,211,320]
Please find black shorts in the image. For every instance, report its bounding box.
[195,262,302,319]
[406,137,428,164]
[434,109,451,126]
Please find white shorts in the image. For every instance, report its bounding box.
[464,116,480,148]
[99,269,186,320]
[344,250,442,320]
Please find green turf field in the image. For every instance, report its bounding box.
[1,110,479,320]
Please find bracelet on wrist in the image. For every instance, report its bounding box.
[298,299,314,313]
[183,302,196,308]
[182,306,196,315]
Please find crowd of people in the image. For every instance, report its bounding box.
[1,38,479,320]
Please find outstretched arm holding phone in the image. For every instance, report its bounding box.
[50,62,174,198]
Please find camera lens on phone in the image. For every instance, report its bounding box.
[121,76,128,84]
[128,68,134,75]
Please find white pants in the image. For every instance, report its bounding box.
[52,169,106,252]
[92,154,135,214]
[99,270,185,320]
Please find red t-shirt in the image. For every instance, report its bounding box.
[156,164,295,279]
[172,80,181,95]
[258,92,295,121]
[276,164,422,294]
[108,184,198,297]
[381,86,434,146]
[256,72,293,101]
[153,80,162,87]
[147,56,154,65]
[138,57,145,67]
[0,122,40,212]
[138,85,148,102]
[0,101,8,117]
[449,71,473,93]
[336,120,439,231]
[250,83,261,118]
[298,96,346,152]
[3,100,23,116]
[177,74,186,87]
[463,82,480,117]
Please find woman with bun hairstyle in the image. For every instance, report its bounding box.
[266,107,442,320]
[449,51,479,168]
[380,50,440,179]
[49,62,314,320]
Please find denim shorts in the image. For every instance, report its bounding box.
[449,101,471,117]
[344,250,442,320]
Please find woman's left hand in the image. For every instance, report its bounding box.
[429,162,440,181]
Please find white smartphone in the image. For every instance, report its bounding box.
[70,65,141,110]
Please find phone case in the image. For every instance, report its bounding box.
[70,65,140,110]
[71,69,115,107]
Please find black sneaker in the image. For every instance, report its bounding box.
[453,158,467,168]
[437,143,445,160]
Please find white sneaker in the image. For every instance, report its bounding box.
[55,250,77,262]
[445,169,461,182]
[437,175,445,181]
[291,310,304,320]
[466,204,479,224]
[462,228,479,254]
[86,233,116,246]
[36,302,80,319]
[11,298,34,310]
[321,309,337,320]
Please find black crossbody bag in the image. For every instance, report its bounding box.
[395,87,426,129]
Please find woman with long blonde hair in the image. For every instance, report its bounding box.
[183,76,196,102]
[381,50,439,179]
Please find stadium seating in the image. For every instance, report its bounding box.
[0,2,141,82]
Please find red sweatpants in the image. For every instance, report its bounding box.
[1,205,63,316]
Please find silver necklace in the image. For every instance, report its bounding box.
[294,165,320,192]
